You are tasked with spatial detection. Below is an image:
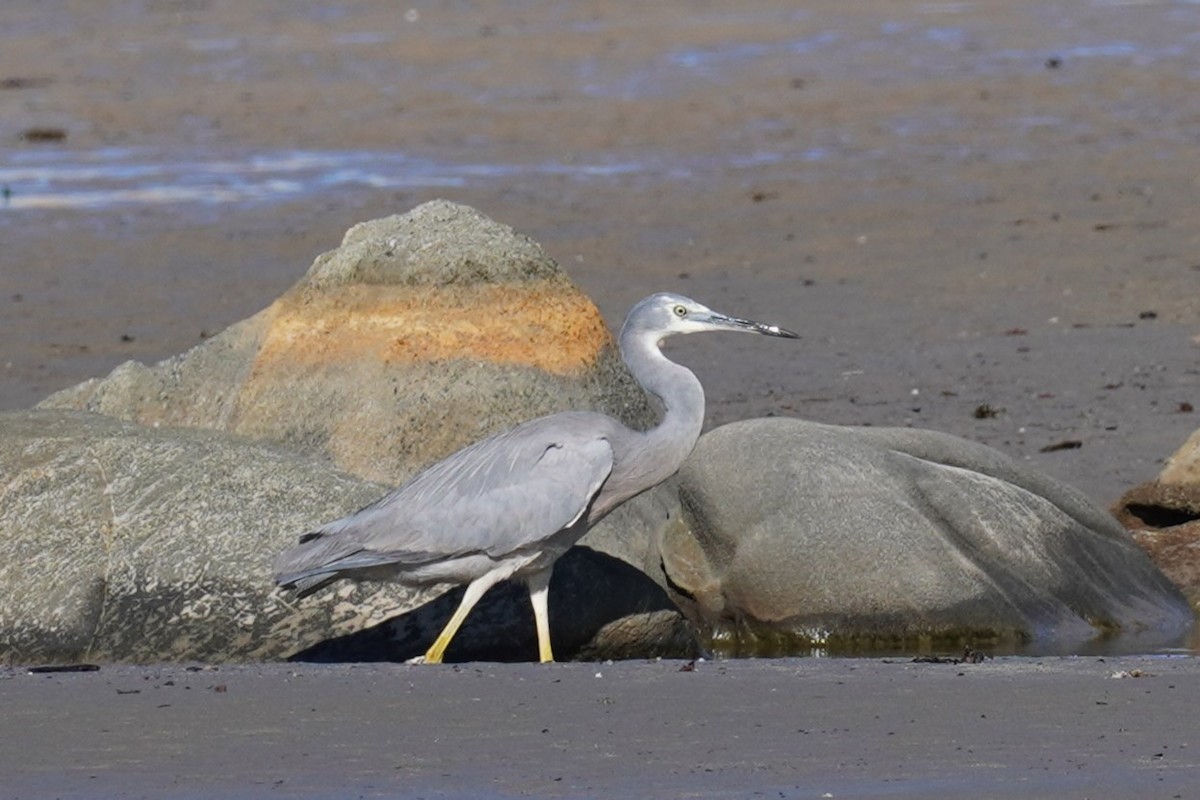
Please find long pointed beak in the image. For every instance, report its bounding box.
[706,312,800,339]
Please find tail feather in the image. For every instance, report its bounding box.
[273,529,361,597]
[274,520,433,597]
[277,571,340,599]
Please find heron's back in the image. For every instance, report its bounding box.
[274,410,627,588]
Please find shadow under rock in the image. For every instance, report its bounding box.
[288,546,700,663]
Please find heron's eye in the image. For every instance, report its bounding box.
[672,305,687,317]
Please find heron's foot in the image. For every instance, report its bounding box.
[417,643,448,664]
[405,655,429,665]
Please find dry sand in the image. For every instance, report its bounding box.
[2,0,1199,795]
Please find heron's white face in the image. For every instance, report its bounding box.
[659,295,721,335]
[631,292,798,340]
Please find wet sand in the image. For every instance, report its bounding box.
[4,657,1200,799]
[2,0,1200,795]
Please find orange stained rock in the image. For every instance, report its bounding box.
[255,282,614,375]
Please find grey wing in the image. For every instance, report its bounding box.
[273,414,615,584]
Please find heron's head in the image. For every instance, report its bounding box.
[623,292,800,343]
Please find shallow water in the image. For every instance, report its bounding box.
[0,146,808,212]
[703,622,1200,660]
[3,1,1198,214]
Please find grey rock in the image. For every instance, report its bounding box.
[661,417,1194,655]
[301,201,562,290]
[0,410,389,664]
[0,410,693,665]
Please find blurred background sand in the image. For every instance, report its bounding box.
[2,0,1198,505]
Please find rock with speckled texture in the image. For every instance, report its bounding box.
[39,200,656,486]
[661,417,1194,655]
[0,409,389,664]
[0,410,695,664]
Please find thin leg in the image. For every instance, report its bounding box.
[526,567,555,663]
[423,570,505,664]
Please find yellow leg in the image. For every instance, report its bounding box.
[423,571,504,664]
[527,568,555,663]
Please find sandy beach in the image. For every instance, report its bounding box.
[2,0,1200,795]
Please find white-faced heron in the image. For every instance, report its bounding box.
[272,292,798,662]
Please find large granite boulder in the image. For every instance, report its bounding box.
[0,410,694,665]
[0,409,384,664]
[39,200,655,485]
[660,418,1194,655]
[1113,427,1200,609]
[9,202,699,664]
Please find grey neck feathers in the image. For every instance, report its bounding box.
[618,327,706,485]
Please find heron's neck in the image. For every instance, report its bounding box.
[619,328,705,480]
